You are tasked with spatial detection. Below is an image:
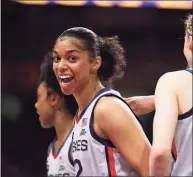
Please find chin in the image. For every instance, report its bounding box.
[41,123,52,129]
[61,88,74,95]
[39,120,52,128]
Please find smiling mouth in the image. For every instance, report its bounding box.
[59,76,74,84]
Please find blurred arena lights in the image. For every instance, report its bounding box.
[2,94,22,122]
[14,0,192,9]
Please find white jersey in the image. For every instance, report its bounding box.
[47,129,75,177]
[171,68,192,176]
[72,88,141,176]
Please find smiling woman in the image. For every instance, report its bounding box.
[53,27,126,96]
[52,27,151,176]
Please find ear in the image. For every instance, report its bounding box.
[48,93,60,107]
[92,56,102,72]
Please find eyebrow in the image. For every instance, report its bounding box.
[52,49,58,55]
[52,49,80,55]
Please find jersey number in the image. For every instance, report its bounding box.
[74,159,82,176]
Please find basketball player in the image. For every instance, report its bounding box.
[52,27,151,176]
[34,52,78,176]
[123,14,192,176]
[149,14,193,176]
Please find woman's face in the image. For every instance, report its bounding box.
[53,37,95,95]
[34,82,55,128]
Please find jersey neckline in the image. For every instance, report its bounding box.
[76,87,111,124]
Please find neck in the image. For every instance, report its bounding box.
[187,60,192,68]
[188,63,192,68]
[74,79,104,113]
[54,109,74,141]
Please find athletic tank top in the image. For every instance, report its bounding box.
[47,128,75,176]
[72,88,141,176]
[171,68,192,176]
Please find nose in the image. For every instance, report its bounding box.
[34,102,37,109]
[56,59,68,73]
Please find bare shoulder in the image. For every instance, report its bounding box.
[95,96,128,115]
[157,70,191,88]
[93,95,143,139]
[94,96,135,126]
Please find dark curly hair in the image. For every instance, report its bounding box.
[40,52,78,117]
[184,14,192,36]
[57,27,126,85]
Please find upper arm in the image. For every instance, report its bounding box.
[95,97,151,176]
[153,73,178,150]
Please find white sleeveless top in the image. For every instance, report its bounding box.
[47,129,75,176]
[72,88,141,176]
[171,68,192,176]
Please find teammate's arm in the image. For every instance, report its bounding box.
[149,73,178,176]
[95,97,151,177]
[124,95,155,116]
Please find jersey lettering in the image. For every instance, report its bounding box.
[72,139,88,152]
[74,159,83,177]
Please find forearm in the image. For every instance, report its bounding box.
[147,95,155,112]
[124,95,155,115]
[149,149,171,176]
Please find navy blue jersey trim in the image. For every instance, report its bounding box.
[51,137,57,155]
[68,142,74,166]
[105,146,111,177]
[89,94,116,148]
[89,93,143,148]
[178,107,193,120]
[78,88,111,120]
[185,68,193,74]
[171,151,176,161]
[177,68,192,120]
[52,127,74,157]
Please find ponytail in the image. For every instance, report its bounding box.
[98,36,126,83]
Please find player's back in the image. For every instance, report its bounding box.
[47,129,75,177]
[171,68,192,176]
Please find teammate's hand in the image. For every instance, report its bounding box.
[124,95,155,116]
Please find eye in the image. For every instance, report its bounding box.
[68,56,77,62]
[53,56,61,63]
[36,94,40,100]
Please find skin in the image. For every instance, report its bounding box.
[53,37,151,176]
[124,95,155,116]
[149,33,192,176]
[34,82,74,153]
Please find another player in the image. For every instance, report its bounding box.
[124,14,192,176]
[150,14,192,176]
[34,52,78,176]
[52,27,151,176]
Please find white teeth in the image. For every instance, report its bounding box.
[59,75,72,79]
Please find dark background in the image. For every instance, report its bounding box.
[2,0,192,176]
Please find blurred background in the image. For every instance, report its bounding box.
[1,0,192,176]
